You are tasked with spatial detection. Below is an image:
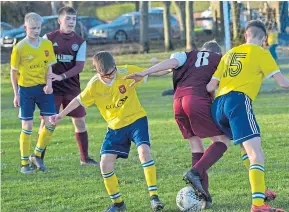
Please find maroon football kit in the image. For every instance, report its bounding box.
[172,51,223,139]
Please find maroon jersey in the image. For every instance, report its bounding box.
[46,30,85,95]
[172,51,221,99]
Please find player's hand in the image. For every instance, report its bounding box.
[48,73,63,81]
[49,114,62,125]
[13,95,20,107]
[43,86,53,94]
[123,73,145,87]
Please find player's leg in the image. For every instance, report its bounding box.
[71,116,98,166]
[226,92,284,211]
[130,117,164,211]
[100,154,126,212]
[18,86,36,174]
[39,95,63,160]
[31,88,56,171]
[63,94,98,166]
[174,97,202,168]
[100,126,131,211]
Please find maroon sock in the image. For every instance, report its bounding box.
[192,152,209,194]
[75,131,89,162]
[192,152,204,168]
[194,142,227,177]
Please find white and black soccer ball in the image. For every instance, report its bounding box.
[176,186,204,212]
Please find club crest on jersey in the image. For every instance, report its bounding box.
[44,50,49,57]
[72,44,79,51]
[118,85,126,94]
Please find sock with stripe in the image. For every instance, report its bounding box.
[142,160,158,197]
[34,125,55,157]
[250,164,266,206]
[241,149,250,169]
[20,129,32,166]
[102,171,123,203]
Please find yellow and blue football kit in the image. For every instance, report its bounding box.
[211,44,280,207]
[11,38,57,120]
[10,38,57,166]
[77,65,158,203]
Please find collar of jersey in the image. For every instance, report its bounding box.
[24,37,42,49]
[98,73,116,86]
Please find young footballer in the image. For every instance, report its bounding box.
[10,12,57,173]
[206,20,289,212]
[39,6,98,166]
[49,51,164,212]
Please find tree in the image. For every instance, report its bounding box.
[172,1,186,44]
[140,1,149,53]
[163,1,173,51]
[185,1,196,51]
[51,1,57,15]
[211,1,224,37]
[135,1,140,12]
[232,1,240,40]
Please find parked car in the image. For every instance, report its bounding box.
[0,16,103,48]
[88,8,181,43]
[1,22,14,35]
[200,5,260,34]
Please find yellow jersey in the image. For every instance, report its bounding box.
[77,65,148,129]
[10,38,56,87]
[267,31,279,45]
[213,44,280,102]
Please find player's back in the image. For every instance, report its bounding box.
[173,50,221,99]
[214,44,279,101]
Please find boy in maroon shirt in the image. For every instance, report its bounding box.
[124,40,230,209]
[39,6,98,166]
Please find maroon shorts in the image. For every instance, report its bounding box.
[174,95,223,139]
[54,94,86,118]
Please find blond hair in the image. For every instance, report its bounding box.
[93,51,115,74]
[25,12,43,25]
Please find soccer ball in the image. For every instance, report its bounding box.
[176,186,204,211]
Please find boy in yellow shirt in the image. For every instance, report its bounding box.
[206,20,289,212]
[49,51,164,212]
[10,12,57,174]
[267,23,279,60]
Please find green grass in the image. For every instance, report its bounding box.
[1,50,289,212]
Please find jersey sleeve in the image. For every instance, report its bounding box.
[76,83,95,108]
[170,52,187,68]
[76,41,86,62]
[260,50,280,79]
[10,46,20,70]
[212,55,225,81]
[47,42,57,66]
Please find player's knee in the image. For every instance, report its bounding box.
[138,144,151,162]
[22,120,33,131]
[210,135,230,148]
[72,117,86,132]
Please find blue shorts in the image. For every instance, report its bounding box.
[211,91,260,145]
[18,85,56,120]
[100,117,150,159]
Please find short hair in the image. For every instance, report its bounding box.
[58,6,77,16]
[201,40,221,54]
[245,20,267,39]
[93,51,115,74]
[25,12,43,25]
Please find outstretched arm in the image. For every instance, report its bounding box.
[272,72,289,88]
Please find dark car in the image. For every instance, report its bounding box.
[0,16,104,48]
[88,8,180,44]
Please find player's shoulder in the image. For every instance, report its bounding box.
[87,74,100,87]
[14,38,28,50]
[72,31,85,43]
